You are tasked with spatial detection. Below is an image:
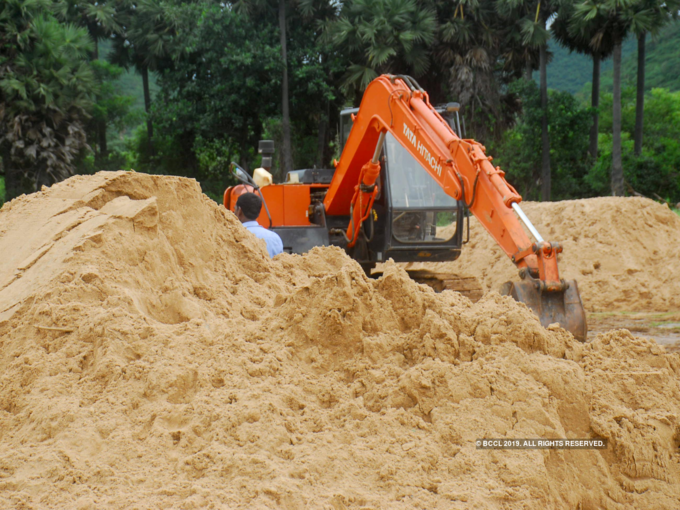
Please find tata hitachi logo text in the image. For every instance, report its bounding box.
[403,122,442,176]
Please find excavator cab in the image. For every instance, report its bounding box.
[334,109,465,270]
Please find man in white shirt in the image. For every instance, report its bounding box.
[234,192,283,258]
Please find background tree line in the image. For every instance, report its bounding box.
[0,0,678,206]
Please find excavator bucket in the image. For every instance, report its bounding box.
[500,279,587,342]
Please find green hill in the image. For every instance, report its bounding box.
[616,22,680,92]
[545,21,680,94]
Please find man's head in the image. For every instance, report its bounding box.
[235,192,262,223]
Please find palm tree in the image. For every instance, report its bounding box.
[631,0,678,155]
[574,0,653,196]
[498,0,557,201]
[277,0,295,175]
[235,0,339,174]
[298,0,341,168]
[110,0,176,157]
[234,0,292,174]
[0,1,97,198]
[436,0,513,139]
[57,1,123,158]
[324,0,437,94]
[57,0,122,59]
[503,19,541,82]
[552,2,614,159]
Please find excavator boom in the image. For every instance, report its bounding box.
[324,75,586,340]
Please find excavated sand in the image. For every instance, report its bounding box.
[1,172,679,509]
[408,198,680,313]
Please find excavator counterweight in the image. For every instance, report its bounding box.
[224,75,588,341]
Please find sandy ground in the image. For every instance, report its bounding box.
[408,197,680,352]
[407,197,680,314]
[0,172,679,509]
[588,312,680,351]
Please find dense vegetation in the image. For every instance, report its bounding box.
[493,82,680,202]
[0,0,678,207]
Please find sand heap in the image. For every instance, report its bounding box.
[1,172,679,509]
[409,197,680,313]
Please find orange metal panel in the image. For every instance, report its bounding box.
[257,184,313,227]
[283,185,312,226]
[259,185,285,227]
[225,183,327,227]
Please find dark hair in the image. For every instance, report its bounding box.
[235,192,262,220]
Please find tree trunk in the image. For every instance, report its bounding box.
[589,53,600,159]
[316,104,329,168]
[92,34,104,160]
[611,41,624,196]
[279,0,293,174]
[141,66,154,157]
[524,54,532,81]
[98,119,107,160]
[2,146,21,200]
[539,43,551,201]
[634,31,646,156]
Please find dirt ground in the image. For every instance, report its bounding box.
[588,312,680,352]
[1,172,679,509]
[407,197,680,353]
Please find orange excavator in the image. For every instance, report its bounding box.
[224,74,587,341]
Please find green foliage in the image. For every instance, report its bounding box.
[193,136,236,183]
[112,66,159,112]
[325,0,527,140]
[326,0,437,92]
[141,0,348,198]
[1,0,678,210]
[110,0,177,72]
[147,2,282,192]
[88,59,142,141]
[491,79,594,200]
[98,38,159,115]
[0,14,95,117]
[545,36,639,94]
[0,176,5,206]
[57,0,123,47]
[0,0,98,198]
[547,22,680,94]
[589,87,680,200]
[277,3,349,172]
[77,140,138,174]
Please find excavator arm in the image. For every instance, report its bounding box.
[324,75,587,340]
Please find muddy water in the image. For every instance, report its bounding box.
[587,311,680,352]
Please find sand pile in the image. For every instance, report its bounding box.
[1,172,679,509]
[408,197,680,313]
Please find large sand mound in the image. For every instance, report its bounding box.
[1,172,679,508]
[409,197,680,313]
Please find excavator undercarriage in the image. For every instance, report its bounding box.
[405,269,485,302]
[371,266,485,303]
